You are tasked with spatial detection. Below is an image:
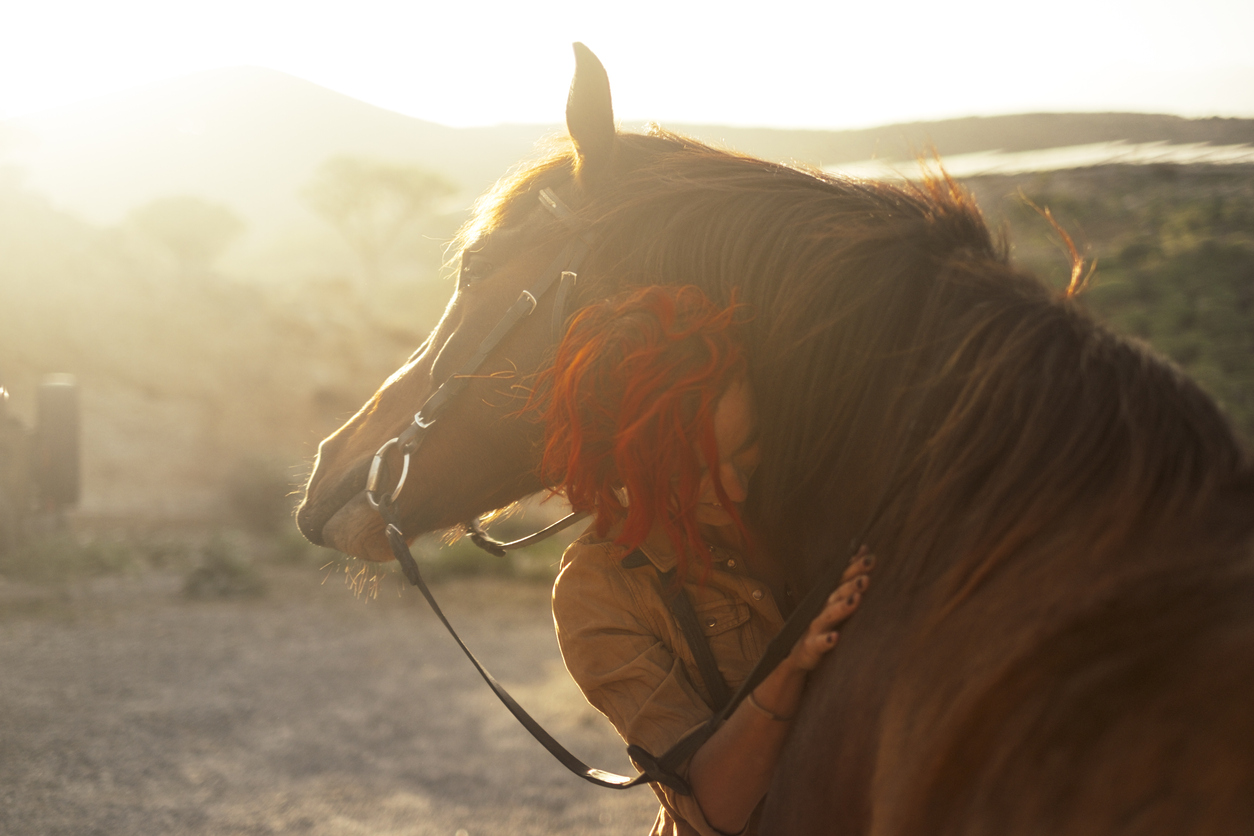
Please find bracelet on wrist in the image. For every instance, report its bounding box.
[746,691,793,722]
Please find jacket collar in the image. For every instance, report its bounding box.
[630,524,745,578]
[636,525,681,573]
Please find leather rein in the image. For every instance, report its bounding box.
[359,187,887,794]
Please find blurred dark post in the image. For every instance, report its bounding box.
[0,378,31,553]
[33,374,80,512]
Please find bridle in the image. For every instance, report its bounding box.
[364,187,590,554]
[354,185,908,795]
[360,186,662,790]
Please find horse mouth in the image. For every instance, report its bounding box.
[319,494,395,562]
[295,458,373,550]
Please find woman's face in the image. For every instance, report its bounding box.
[695,378,761,528]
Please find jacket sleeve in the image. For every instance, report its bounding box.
[552,539,739,836]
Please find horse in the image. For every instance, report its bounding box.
[297,45,1254,834]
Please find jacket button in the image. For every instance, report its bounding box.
[705,618,717,628]
[752,589,764,601]
[726,559,736,568]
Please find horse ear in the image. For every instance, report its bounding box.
[566,42,616,180]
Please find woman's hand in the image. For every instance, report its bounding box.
[788,546,874,671]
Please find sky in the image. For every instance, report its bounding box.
[2,0,1253,130]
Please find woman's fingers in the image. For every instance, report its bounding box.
[825,572,869,609]
[790,565,873,670]
[813,587,861,633]
[792,629,839,671]
[794,628,842,670]
[814,560,873,635]
[840,546,876,583]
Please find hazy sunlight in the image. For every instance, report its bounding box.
[2,0,1252,128]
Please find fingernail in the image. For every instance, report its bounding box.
[862,554,876,569]
[827,632,838,644]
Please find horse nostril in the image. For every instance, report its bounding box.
[295,502,326,546]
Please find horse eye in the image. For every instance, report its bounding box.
[458,250,494,288]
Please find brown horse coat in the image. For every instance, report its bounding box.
[299,45,1254,834]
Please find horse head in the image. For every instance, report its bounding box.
[296,44,622,561]
[296,40,905,568]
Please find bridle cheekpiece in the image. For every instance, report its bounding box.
[364,187,590,552]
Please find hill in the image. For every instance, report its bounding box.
[4,65,1253,245]
[668,112,1254,168]
[1,67,551,237]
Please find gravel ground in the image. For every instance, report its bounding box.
[0,566,659,835]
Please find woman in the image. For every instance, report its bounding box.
[537,286,873,836]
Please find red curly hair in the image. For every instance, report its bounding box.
[533,285,749,578]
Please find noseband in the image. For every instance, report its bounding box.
[364,187,589,554]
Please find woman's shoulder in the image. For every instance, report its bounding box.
[560,526,624,568]
[556,528,632,594]
[560,520,676,576]
[554,526,657,627]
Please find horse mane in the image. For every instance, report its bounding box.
[460,128,1254,591]
[456,126,1254,831]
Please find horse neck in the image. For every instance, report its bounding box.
[572,151,1251,589]
[869,287,1251,611]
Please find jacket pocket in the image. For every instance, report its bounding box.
[692,598,751,637]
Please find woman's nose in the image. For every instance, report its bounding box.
[721,462,750,503]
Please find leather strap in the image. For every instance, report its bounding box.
[362,182,885,796]
[628,548,861,776]
[381,520,858,796]
[384,523,654,789]
[357,192,932,803]
[651,561,732,713]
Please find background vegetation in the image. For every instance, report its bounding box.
[967,163,1254,440]
[0,154,463,587]
[2,114,1251,589]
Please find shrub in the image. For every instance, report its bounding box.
[0,530,140,584]
[183,535,267,599]
[225,457,296,534]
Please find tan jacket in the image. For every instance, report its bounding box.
[552,525,786,836]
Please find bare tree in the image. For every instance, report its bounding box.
[129,196,245,277]
[302,157,455,283]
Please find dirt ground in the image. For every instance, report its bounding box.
[0,565,660,836]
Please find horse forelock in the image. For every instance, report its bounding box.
[450,139,578,263]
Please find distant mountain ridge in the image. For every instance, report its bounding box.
[668,112,1254,168]
[1,67,556,234]
[3,66,1252,238]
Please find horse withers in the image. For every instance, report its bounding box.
[298,44,1254,834]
